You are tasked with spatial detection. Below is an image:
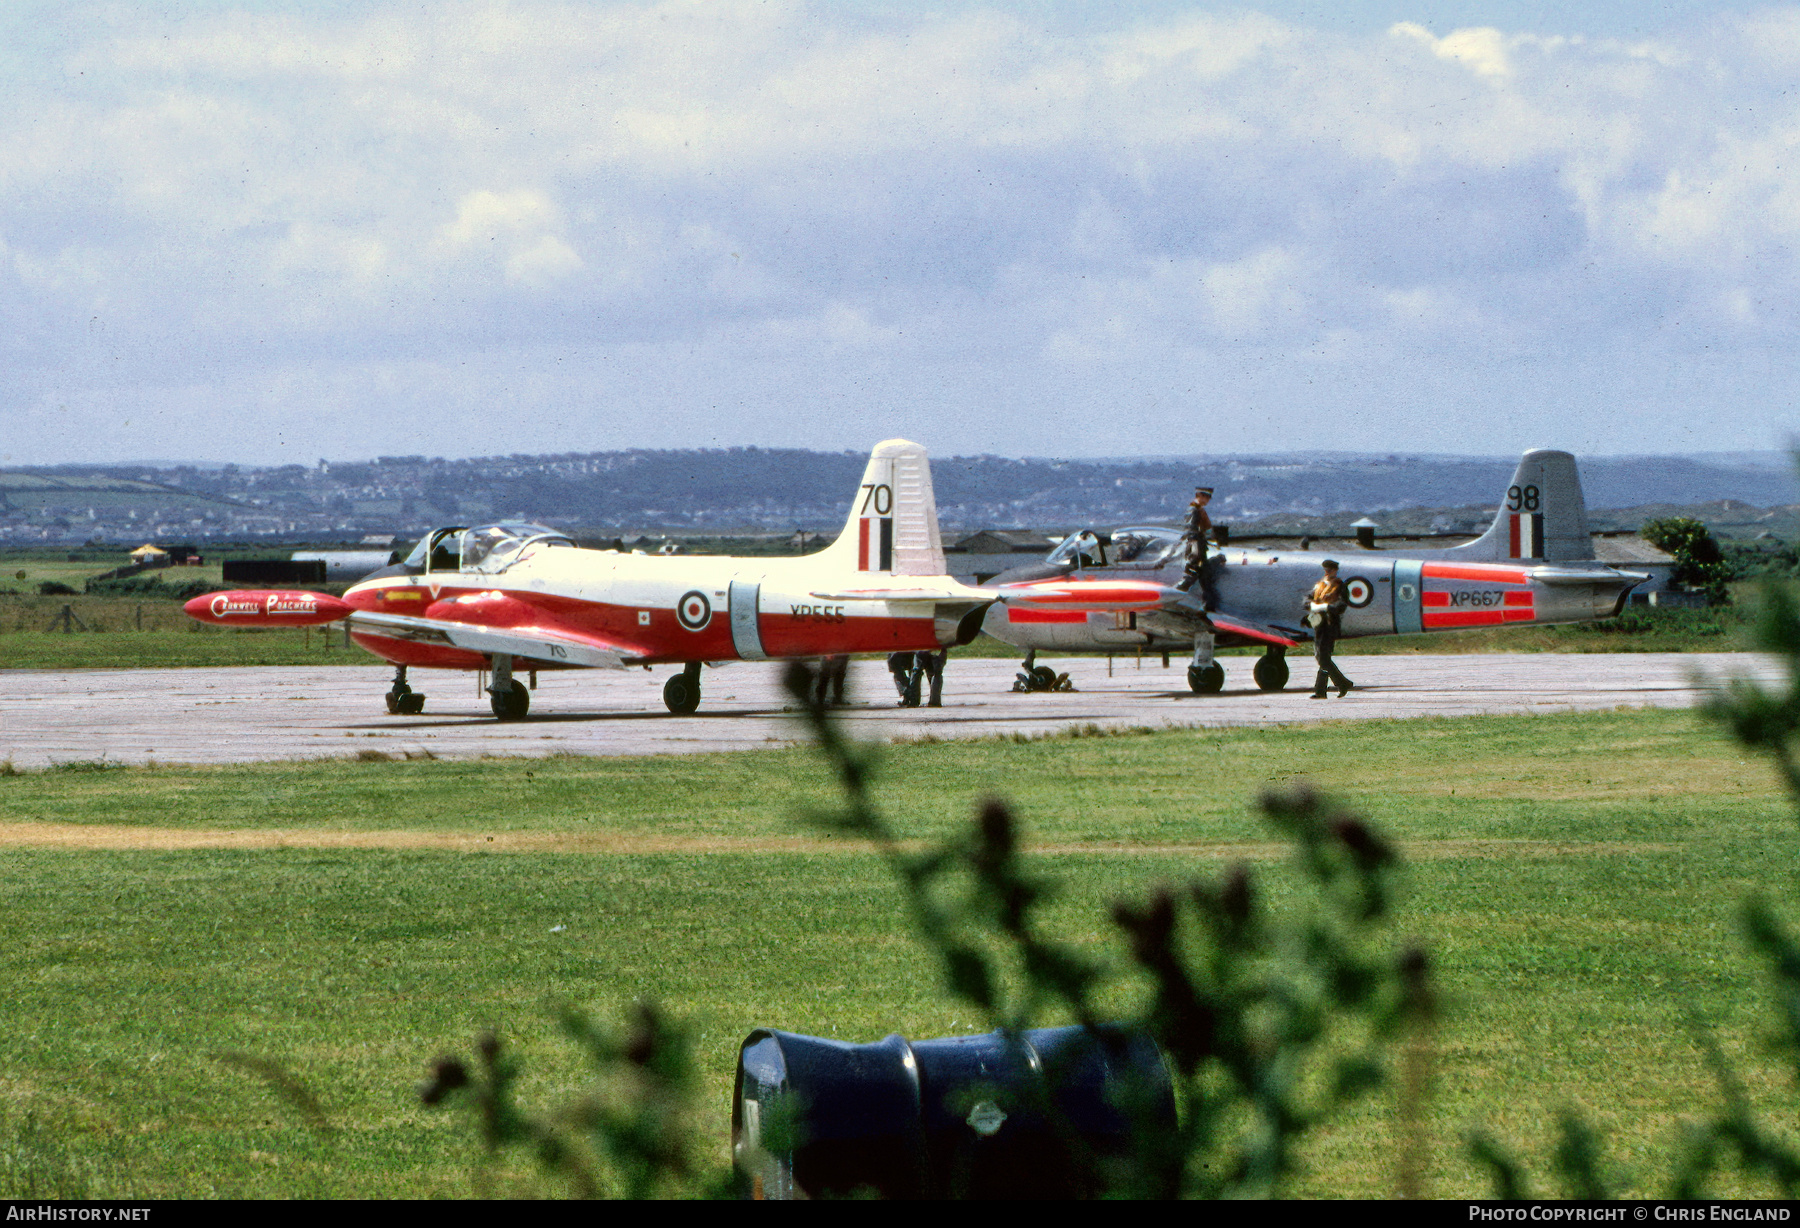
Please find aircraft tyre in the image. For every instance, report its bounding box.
[385,686,425,715]
[1188,662,1225,694]
[1252,654,1289,692]
[490,680,530,721]
[663,673,701,715]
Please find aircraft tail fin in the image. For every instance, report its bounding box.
[816,439,947,577]
[1454,449,1594,562]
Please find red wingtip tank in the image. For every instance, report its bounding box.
[184,590,352,627]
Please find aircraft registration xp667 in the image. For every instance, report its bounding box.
[186,439,1134,720]
[980,449,1648,694]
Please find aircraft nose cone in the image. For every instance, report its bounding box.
[184,593,222,622]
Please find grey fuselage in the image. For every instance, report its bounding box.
[982,531,1641,653]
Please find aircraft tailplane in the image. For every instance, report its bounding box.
[814,439,948,576]
[1453,449,1594,562]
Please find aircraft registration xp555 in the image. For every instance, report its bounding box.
[980,449,1648,694]
[186,439,1113,720]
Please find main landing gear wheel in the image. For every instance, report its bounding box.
[1187,662,1225,693]
[1252,653,1290,692]
[1029,665,1058,692]
[490,679,530,721]
[663,664,702,715]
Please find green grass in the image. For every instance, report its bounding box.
[0,708,1797,1196]
[0,594,361,669]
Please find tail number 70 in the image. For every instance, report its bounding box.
[1506,484,1540,511]
[860,484,893,515]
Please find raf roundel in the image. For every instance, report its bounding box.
[1344,576,1374,608]
[677,590,712,631]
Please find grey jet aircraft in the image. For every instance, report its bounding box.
[979,450,1647,693]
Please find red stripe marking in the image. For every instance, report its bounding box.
[1504,591,1533,607]
[1509,513,1521,558]
[858,519,869,571]
[1422,591,1450,607]
[1423,610,1509,628]
[1007,609,1088,624]
[1000,581,1165,608]
[1421,563,1529,584]
[1504,608,1536,622]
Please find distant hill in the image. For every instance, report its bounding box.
[2,450,1794,545]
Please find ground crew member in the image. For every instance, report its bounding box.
[919,648,948,707]
[813,654,849,706]
[1176,486,1219,610]
[1305,559,1355,698]
[887,651,920,706]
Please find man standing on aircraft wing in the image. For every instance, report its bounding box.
[1175,486,1218,610]
[1306,560,1354,699]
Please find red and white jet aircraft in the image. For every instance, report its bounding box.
[186,439,1065,719]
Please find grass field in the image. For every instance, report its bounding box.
[0,706,1796,1197]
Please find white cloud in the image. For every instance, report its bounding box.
[506,235,583,285]
[1391,22,1514,80]
[8,1,1800,464]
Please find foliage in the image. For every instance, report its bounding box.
[781,659,1428,1197]
[1643,516,1732,605]
[1565,603,1740,641]
[1722,540,1800,583]
[1707,580,1800,801]
[422,1007,728,1199]
[84,574,227,600]
[424,661,1429,1198]
[1466,578,1800,1198]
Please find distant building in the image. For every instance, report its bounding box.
[953,529,1056,554]
[1590,532,1677,597]
[945,530,1059,583]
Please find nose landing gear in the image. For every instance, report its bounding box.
[1186,631,1223,693]
[385,666,426,715]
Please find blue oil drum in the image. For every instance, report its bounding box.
[732,1024,1175,1199]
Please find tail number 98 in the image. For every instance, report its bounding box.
[1506,484,1540,511]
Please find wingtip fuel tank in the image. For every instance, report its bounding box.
[184,590,352,626]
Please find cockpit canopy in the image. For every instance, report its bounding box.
[1045,526,1181,570]
[403,522,575,574]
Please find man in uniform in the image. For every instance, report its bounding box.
[1305,559,1354,698]
[1176,486,1218,610]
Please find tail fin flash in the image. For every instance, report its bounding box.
[817,439,947,576]
[1456,449,1594,561]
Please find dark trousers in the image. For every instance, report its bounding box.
[814,655,849,705]
[1312,629,1352,694]
[1181,551,1219,610]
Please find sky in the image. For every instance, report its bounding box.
[3,1,1800,466]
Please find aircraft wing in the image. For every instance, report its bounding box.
[345,610,641,669]
[1206,612,1303,649]
[1529,565,1650,585]
[807,586,991,602]
[997,578,1303,649]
